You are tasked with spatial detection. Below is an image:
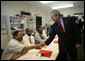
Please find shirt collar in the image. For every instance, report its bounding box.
[60,17,63,23]
[58,17,63,25]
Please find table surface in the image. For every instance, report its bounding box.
[17,35,59,60]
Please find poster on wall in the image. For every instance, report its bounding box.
[1,16,7,34]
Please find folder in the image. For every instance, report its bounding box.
[38,50,52,58]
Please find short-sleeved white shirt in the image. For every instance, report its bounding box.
[1,39,25,60]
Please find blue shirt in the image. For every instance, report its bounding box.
[49,28,52,36]
[58,17,65,32]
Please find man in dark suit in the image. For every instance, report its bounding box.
[45,10,81,60]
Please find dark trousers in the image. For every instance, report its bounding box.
[56,45,77,60]
[67,45,77,60]
[56,51,67,61]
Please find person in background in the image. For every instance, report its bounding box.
[78,19,83,31]
[34,25,48,44]
[31,28,36,36]
[82,15,84,55]
[43,25,50,37]
[75,16,83,32]
[23,28,35,46]
[81,15,84,32]
[45,10,81,60]
[1,31,45,60]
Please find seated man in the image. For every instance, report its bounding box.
[1,31,45,60]
[43,25,50,37]
[34,25,48,44]
[23,28,35,46]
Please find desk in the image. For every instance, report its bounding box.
[17,35,59,60]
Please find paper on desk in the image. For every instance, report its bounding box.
[54,40,58,43]
[38,50,52,58]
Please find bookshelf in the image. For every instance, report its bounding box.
[9,15,36,37]
[9,16,26,36]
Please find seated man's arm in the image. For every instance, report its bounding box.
[23,42,45,50]
[11,50,28,60]
[11,42,45,60]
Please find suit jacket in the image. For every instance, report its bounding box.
[45,17,81,51]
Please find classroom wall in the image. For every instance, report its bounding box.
[1,1,49,26]
[1,34,8,49]
[1,1,84,49]
[1,1,84,25]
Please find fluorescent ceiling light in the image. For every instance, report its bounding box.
[51,3,73,9]
[39,1,54,4]
[74,15,79,16]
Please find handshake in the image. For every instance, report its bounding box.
[23,42,46,51]
[36,42,45,48]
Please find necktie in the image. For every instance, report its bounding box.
[29,37,32,44]
[58,21,65,35]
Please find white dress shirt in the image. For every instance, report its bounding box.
[34,31,48,43]
[23,34,35,46]
[1,39,25,60]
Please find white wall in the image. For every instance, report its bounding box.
[1,34,8,49]
[1,1,84,49]
[1,1,49,26]
[59,7,84,17]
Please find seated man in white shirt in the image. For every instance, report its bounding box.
[34,25,48,44]
[1,31,45,60]
[23,28,35,46]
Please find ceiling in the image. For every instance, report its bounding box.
[20,1,84,11]
[3,1,84,13]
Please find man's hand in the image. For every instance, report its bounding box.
[40,42,45,47]
[37,42,45,47]
[75,44,81,48]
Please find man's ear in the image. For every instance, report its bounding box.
[15,35,17,39]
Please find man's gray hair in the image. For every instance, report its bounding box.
[51,10,61,16]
